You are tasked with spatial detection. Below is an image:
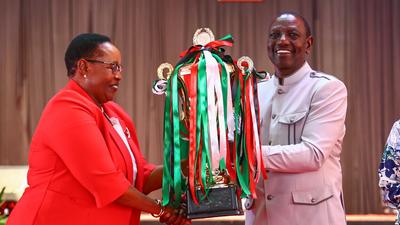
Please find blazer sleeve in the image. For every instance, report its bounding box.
[379,120,400,208]
[262,79,348,173]
[45,94,131,208]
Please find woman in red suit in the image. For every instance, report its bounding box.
[7,33,189,225]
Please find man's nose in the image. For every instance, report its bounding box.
[278,33,288,42]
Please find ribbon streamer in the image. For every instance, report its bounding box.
[159,34,267,207]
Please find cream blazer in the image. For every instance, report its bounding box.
[245,62,347,225]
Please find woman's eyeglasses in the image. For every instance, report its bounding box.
[85,59,123,74]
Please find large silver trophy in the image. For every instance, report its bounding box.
[153,28,268,219]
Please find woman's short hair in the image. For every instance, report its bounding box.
[64,33,111,77]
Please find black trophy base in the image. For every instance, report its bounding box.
[186,185,243,219]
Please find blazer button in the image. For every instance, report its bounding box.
[311,198,316,203]
[267,194,274,200]
[277,89,284,94]
[272,114,276,119]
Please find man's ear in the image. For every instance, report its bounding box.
[306,36,314,55]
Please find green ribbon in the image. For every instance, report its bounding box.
[162,77,173,206]
[171,67,182,206]
[196,53,212,192]
[162,63,185,206]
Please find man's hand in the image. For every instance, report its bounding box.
[180,159,189,177]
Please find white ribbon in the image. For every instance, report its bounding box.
[224,63,235,142]
[152,79,167,95]
[204,51,226,171]
[215,60,227,169]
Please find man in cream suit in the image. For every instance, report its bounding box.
[245,12,347,225]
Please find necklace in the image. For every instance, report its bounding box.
[100,106,113,124]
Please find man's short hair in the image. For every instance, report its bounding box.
[64,33,111,77]
[275,12,312,37]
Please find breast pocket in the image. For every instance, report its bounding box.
[277,111,308,144]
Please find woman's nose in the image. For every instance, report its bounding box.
[114,72,122,80]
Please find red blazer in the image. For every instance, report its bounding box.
[7,80,155,225]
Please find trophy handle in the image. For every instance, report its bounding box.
[193,28,215,46]
[157,63,174,80]
[237,56,254,73]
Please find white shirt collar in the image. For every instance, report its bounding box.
[273,62,312,88]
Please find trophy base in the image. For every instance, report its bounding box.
[186,185,243,219]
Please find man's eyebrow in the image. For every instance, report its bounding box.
[269,27,281,32]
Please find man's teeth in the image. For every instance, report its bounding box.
[277,50,291,54]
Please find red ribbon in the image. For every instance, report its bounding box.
[188,62,199,204]
[179,40,233,58]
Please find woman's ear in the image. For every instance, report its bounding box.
[77,59,88,75]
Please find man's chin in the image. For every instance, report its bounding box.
[275,63,293,72]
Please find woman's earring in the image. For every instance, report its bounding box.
[83,74,87,79]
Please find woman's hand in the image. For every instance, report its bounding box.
[159,205,191,225]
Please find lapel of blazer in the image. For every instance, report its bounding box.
[66,80,136,184]
[103,107,134,184]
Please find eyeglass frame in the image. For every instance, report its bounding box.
[84,59,123,74]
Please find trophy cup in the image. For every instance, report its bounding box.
[153,28,267,219]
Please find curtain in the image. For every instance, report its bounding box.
[1,0,399,214]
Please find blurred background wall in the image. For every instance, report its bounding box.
[0,0,399,214]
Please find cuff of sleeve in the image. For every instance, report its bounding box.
[261,145,273,170]
[262,144,282,157]
[143,163,156,183]
[262,145,283,169]
[262,145,269,167]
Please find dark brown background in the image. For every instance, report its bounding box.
[1,0,399,214]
